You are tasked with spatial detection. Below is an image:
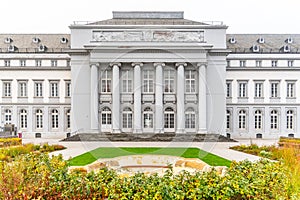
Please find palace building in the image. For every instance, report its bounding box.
[0,11,300,139]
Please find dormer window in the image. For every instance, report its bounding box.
[32,37,40,43]
[229,37,236,44]
[4,37,12,44]
[38,45,46,52]
[286,37,293,44]
[258,37,265,44]
[283,45,291,53]
[7,45,15,52]
[252,45,260,52]
[60,37,68,44]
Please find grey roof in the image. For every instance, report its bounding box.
[227,34,300,53]
[0,34,70,53]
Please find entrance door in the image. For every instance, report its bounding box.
[164,107,175,132]
[101,107,112,132]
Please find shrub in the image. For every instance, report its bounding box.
[0,138,22,147]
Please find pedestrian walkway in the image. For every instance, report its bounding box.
[21,138,279,163]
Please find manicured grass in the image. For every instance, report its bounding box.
[68,147,231,167]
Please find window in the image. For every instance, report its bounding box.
[36,60,42,67]
[226,110,231,130]
[254,82,263,98]
[51,60,58,67]
[20,60,26,67]
[288,60,294,67]
[287,82,295,98]
[270,110,278,130]
[271,60,278,67]
[34,82,43,97]
[256,60,262,67]
[185,108,196,129]
[50,82,59,97]
[254,110,262,130]
[185,70,196,93]
[20,109,27,129]
[143,70,154,93]
[227,60,231,67]
[51,109,59,129]
[66,82,71,97]
[36,109,43,129]
[4,109,12,124]
[18,82,27,97]
[240,60,246,67]
[238,110,246,129]
[270,82,279,98]
[122,108,132,129]
[3,82,11,97]
[238,82,247,98]
[164,107,175,129]
[164,69,175,93]
[101,107,111,125]
[4,60,10,67]
[101,70,111,93]
[226,82,231,97]
[66,109,71,129]
[143,107,153,128]
[287,110,294,130]
[122,70,133,93]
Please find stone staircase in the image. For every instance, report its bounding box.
[61,133,236,142]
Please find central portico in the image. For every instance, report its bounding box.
[70,11,228,135]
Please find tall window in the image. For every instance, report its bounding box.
[51,60,58,67]
[143,70,154,93]
[101,70,111,93]
[185,70,196,93]
[254,110,262,130]
[66,109,71,129]
[226,110,231,129]
[226,82,232,98]
[122,70,133,93]
[164,107,175,129]
[287,110,294,130]
[271,60,278,67]
[143,107,153,128]
[34,82,43,97]
[36,109,43,129]
[256,60,262,67]
[164,69,175,93]
[254,82,263,98]
[270,110,278,130]
[122,108,132,129]
[51,109,59,129]
[101,107,112,126]
[4,60,10,67]
[50,82,59,97]
[287,82,295,98]
[20,109,27,129]
[238,82,247,97]
[270,82,279,98]
[238,110,246,129]
[185,108,196,129]
[288,60,294,67]
[36,60,42,67]
[240,60,246,67]
[66,82,71,97]
[20,60,26,67]
[19,82,27,97]
[3,82,11,97]
[4,109,12,124]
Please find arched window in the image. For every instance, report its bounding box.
[36,109,43,129]
[4,109,12,124]
[226,110,231,130]
[66,109,71,129]
[51,109,59,129]
[101,107,111,125]
[122,107,132,129]
[270,110,278,130]
[254,110,262,130]
[185,108,195,129]
[20,109,27,129]
[143,107,153,128]
[287,110,294,130]
[238,110,246,129]
[164,107,175,129]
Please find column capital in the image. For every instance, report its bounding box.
[131,62,143,67]
[109,62,121,67]
[153,62,165,67]
[90,63,100,67]
[175,62,187,67]
[197,62,207,67]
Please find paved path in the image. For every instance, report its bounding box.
[23,138,279,162]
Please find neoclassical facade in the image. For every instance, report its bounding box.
[0,11,300,139]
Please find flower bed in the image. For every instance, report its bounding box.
[0,138,22,147]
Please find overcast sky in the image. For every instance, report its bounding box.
[1,0,300,34]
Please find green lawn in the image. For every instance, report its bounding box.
[68,147,231,167]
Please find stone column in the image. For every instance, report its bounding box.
[154,63,165,133]
[132,63,143,133]
[198,63,207,133]
[176,63,187,133]
[111,63,121,133]
[90,64,99,131]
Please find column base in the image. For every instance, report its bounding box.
[175,129,185,134]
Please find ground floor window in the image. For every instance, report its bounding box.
[20,109,27,129]
[270,110,278,130]
[4,109,12,124]
[287,110,294,130]
[66,109,71,129]
[164,107,175,129]
[36,109,43,129]
[185,108,195,129]
[122,107,132,129]
[51,109,59,129]
[254,110,262,130]
[226,110,231,130]
[238,110,246,129]
[143,107,153,128]
[101,107,112,125]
